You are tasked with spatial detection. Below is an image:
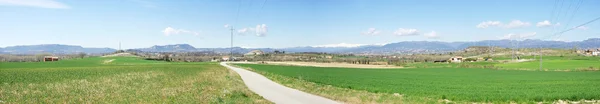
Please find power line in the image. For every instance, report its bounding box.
[543,0,563,70]
[550,0,559,23]
[540,0,562,70]
[542,16,600,39]
[231,0,243,61]
[538,16,600,70]
[557,0,584,38]
[234,0,244,27]
[256,0,268,19]
[550,0,566,40]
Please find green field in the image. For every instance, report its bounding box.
[237,64,600,103]
[0,57,268,103]
[497,60,600,71]
[495,56,600,71]
[400,56,600,71]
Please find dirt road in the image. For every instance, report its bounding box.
[220,62,339,104]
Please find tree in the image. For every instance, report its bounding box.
[77,52,87,59]
[35,53,52,62]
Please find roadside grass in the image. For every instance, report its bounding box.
[0,57,269,103]
[236,64,600,103]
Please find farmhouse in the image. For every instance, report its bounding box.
[449,56,463,63]
[221,56,230,61]
[593,48,600,56]
[581,49,600,56]
[43,56,59,62]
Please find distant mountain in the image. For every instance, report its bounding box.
[279,38,600,54]
[280,46,357,53]
[124,38,600,54]
[1,44,115,54]
[197,47,276,54]
[136,44,198,52]
[133,44,276,53]
[3,38,599,55]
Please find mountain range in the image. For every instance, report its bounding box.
[0,44,115,54]
[2,38,599,55]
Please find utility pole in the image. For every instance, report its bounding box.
[230,26,234,61]
[516,39,520,60]
[511,40,515,61]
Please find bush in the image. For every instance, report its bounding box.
[464,58,477,62]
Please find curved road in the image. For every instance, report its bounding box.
[220,62,339,104]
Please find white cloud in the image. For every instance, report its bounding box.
[393,28,419,36]
[237,28,251,35]
[255,24,268,37]
[476,21,502,28]
[224,24,230,28]
[500,32,537,40]
[161,27,200,36]
[423,31,439,39]
[536,20,556,27]
[503,20,531,28]
[235,24,268,37]
[575,26,589,30]
[361,28,381,35]
[476,20,531,29]
[313,43,367,48]
[0,0,69,9]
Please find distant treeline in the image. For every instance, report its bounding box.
[0,53,87,62]
[132,51,224,62]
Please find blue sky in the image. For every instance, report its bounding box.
[1,0,599,49]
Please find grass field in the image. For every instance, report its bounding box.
[237,64,600,103]
[401,56,600,71]
[0,57,269,103]
[495,56,600,71]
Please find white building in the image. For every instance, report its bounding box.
[450,56,463,63]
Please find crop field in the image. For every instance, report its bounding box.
[496,56,600,71]
[497,59,600,71]
[0,57,268,103]
[401,56,600,71]
[403,61,495,68]
[237,64,600,103]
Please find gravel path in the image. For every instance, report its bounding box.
[220,62,339,104]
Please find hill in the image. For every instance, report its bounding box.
[136,44,198,52]
[281,38,600,54]
[0,44,115,54]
